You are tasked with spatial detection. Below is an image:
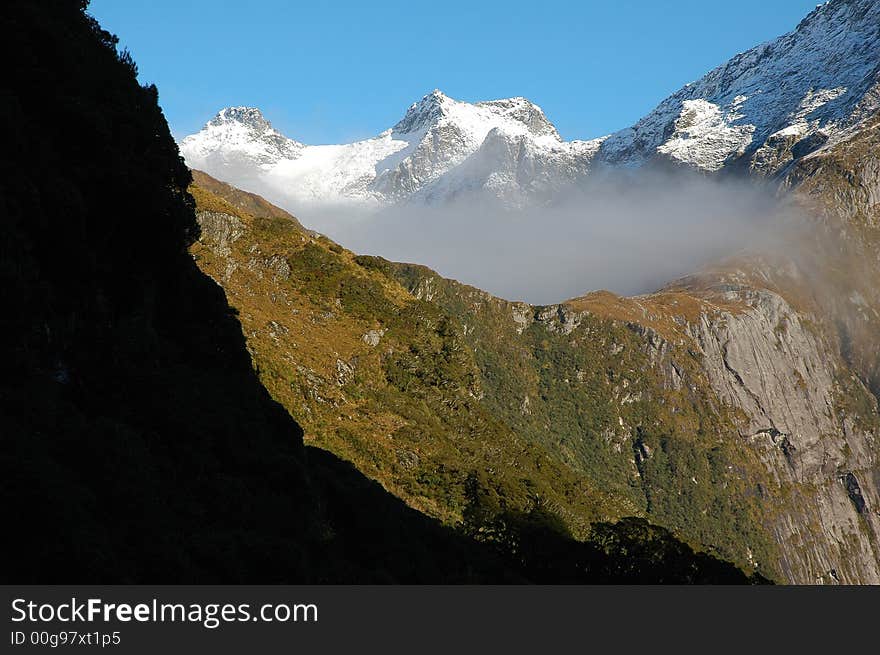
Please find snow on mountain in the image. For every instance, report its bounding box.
[183,106,305,167]
[598,0,880,173]
[180,90,604,211]
[179,0,880,212]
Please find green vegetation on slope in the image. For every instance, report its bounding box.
[190,173,776,581]
[190,193,634,531]
[384,263,782,576]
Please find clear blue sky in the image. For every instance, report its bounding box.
[88,0,820,143]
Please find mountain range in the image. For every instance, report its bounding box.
[4,0,880,585]
[181,0,880,211]
[178,0,880,584]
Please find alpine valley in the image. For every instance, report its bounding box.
[4,0,880,586]
[181,0,880,584]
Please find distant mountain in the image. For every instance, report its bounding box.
[598,0,880,174]
[180,90,604,210]
[180,0,880,211]
[187,106,306,166]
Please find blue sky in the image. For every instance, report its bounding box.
[88,0,821,143]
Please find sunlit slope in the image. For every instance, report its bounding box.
[190,172,787,581]
[191,164,880,583]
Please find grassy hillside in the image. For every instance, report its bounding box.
[189,185,634,531]
[385,264,781,562]
[190,173,779,580]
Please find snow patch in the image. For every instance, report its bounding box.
[657,100,755,170]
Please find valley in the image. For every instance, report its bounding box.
[178,0,880,583]
[4,0,879,586]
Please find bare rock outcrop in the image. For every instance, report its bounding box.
[688,289,880,583]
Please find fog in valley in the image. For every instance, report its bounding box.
[289,170,800,305]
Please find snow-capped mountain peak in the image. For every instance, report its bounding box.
[393,89,561,143]
[181,106,305,171]
[476,96,562,141]
[393,89,455,133]
[180,90,592,210]
[178,0,880,214]
[598,0,880,173]
[209,106,272,130]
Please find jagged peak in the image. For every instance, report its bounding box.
[792,0,871,31]
[208,106,272,129]
[392,89,561,141]
[183,105,304,161]
[393,89,455,133]
[599,0,880,170]
[476,96,560,140]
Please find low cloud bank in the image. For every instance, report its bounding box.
[298,170,799,305]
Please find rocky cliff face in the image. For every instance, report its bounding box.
[409,261,880,583]
[684,284,880,583]
[644,86,880,582]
